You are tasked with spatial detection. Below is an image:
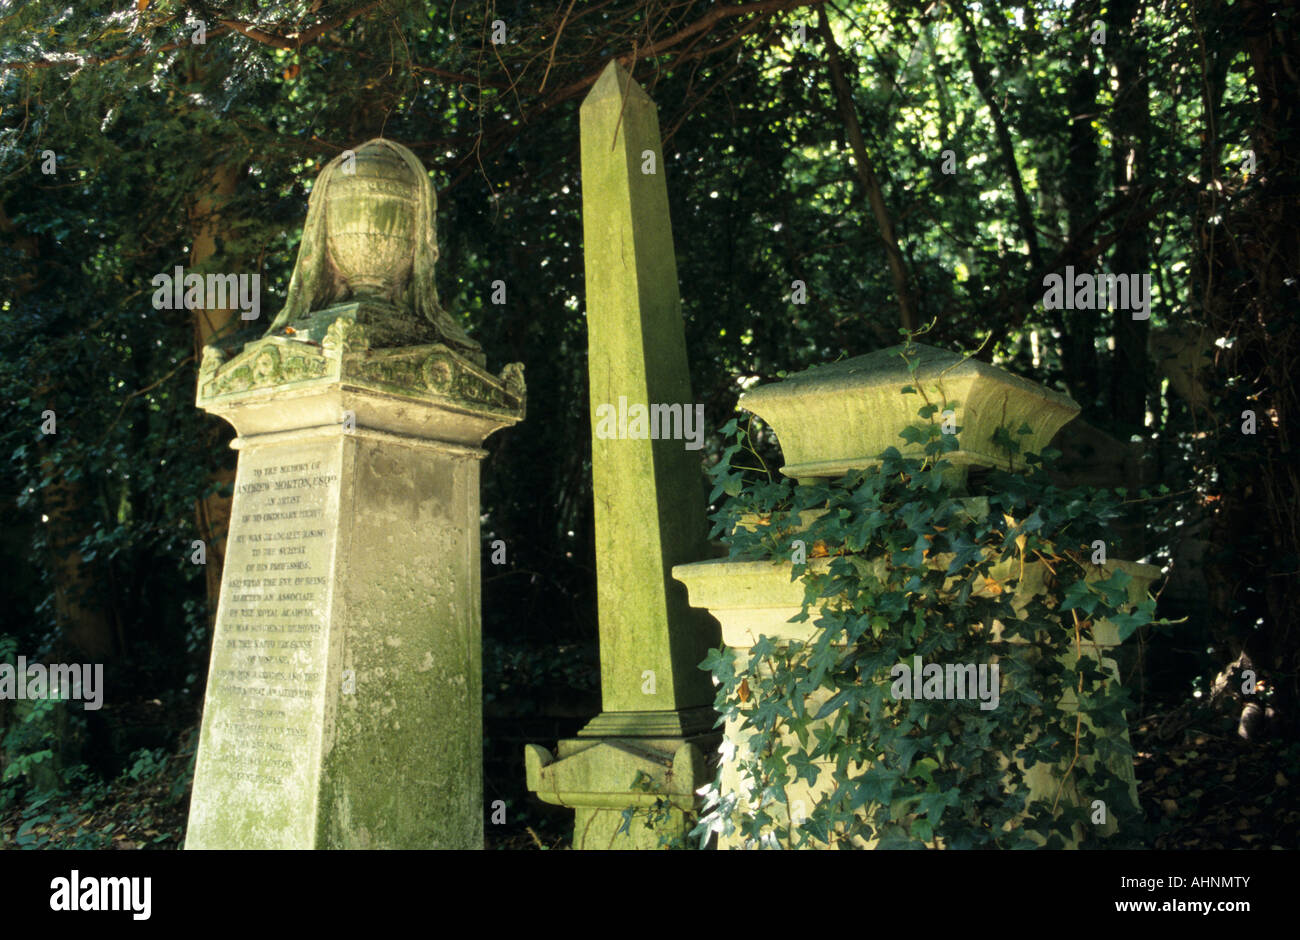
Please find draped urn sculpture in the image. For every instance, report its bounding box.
[197,137,524,421]
[322,143,419,298]
[263,137,484,362]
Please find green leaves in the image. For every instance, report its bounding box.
[912,756,940,784]
[899,424,927,446]
[1060,579,1100,617]
[813,688,855,720]
[687,405,1149,850]
[1095,568,1133,608]
[1110,599,1155,643]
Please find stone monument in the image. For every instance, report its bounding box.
[673,346,1160,848]
[186,139,524,849]
[524,63,720,848]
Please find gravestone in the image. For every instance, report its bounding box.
[524,62,720,848]
[673,345,1160,847]
[185,139,524,849]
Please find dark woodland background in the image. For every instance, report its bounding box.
[0,0,1296,849]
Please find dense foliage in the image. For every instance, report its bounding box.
[687,345,1160,848]
[0,0,1295,846]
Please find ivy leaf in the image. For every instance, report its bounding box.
[894,737,921,774]
[854,766,902,807]
[1095,568,1133,608]
[945,534,983,575]
[918,786,958,820]
[789,750,820,787]
[813,688,853,720]
[1060,579,1100,617]
[1111,605,1152,643]
[910,816,934,843]
[912,757,940,784]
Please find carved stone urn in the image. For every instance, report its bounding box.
[323,142,421,301]
[260,138,483,361]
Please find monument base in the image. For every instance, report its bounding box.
[187,323,524,849]
[577,705,717,738]
[525,730,718,850]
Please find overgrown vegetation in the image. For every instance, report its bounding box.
[685,344,1164,848]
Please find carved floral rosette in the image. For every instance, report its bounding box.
[198,337,335,402]
[343,345,525,420]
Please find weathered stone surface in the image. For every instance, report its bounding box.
[740,343,1080,479]
[524,61,719,848]
[525,739,707,849]
[188,329,522,848]
[579,62,716,721]
[198,321,523,440]
[264,138,483,363]
[188,147,523,848]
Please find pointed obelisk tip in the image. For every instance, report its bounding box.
[583,59,651,110]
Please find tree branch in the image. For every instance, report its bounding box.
[3,2,385,71]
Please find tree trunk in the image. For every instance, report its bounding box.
[1059,10,1103,413]
[189,161,246,623]
[1196,0,1300,731]
[817,7,917,333]
[3,201,116,660]
[1107,0,1152,442]
[951,2,1043,273]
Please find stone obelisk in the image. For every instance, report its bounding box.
[186,140,524,849]
[525,63,720,848]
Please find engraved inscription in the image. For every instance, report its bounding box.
[189,439,339,842]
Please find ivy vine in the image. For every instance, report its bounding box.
[687,345,1162,849]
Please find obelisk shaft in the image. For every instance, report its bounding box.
[580,61,716,728]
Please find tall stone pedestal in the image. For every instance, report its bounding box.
[186,314,523,849]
